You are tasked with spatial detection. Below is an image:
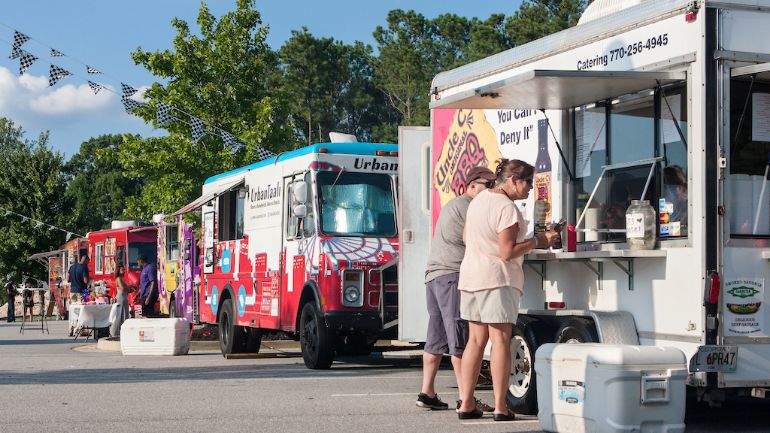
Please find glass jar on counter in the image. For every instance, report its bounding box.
[625,199,656,250]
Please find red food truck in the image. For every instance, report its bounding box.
[86,222,158,309]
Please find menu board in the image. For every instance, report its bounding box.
[575,108,606,178]
[752,93,770,142]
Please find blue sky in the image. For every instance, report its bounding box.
[0,1,521,158]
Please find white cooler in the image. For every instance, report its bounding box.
[535,343,687,433]
[120,318,190,356]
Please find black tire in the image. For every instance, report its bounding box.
[555,318,599,344]
[299,302,334,369]
[506,318,548,415]
[218,298,246,356]
[244,328,262,353]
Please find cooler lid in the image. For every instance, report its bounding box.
[536,343,686,366]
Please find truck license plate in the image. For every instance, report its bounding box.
[691,345,738,373]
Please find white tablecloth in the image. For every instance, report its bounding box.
[72,304,115,329]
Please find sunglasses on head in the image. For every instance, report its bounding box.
[472,179,494,188]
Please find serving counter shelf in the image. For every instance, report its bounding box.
[524,249,668,291]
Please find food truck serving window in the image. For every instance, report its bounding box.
[574,83,688,242]
[128,242,157,270]
[218,188,245,241]
[729,76,770,237]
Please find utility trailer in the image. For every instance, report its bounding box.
[399,0,770,411]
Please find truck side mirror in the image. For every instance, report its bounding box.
[293,204,308,219]
[292,181,308,204]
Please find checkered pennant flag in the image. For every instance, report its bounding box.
[9,45,22,60]
[48,64,71,86]
[86,65,102,74]
[189,115,206,142]
[123,98,143,114]
[50,48,65,57]
[18,51,37,75]
[87,81,104,95]
[121,83,138,98]
[256,146,274,160]
[12,31,30,48]
[156,102,174,126]
[220,130,240,148]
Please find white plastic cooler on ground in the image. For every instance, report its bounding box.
[120,318,190,355]
[535,343,687,433]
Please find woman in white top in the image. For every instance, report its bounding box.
[456,159,558,421]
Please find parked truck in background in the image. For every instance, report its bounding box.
[175,142,400,369]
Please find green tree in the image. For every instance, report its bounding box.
[120,0,291,218]
[279,29,397,143]
[0,119,68,296]
[505,0,586,47]
[63,134,142,232]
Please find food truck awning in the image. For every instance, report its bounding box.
[430,69,687,110]
[732,62,770,80]
[28,249,65,262]
[173,177,244,216]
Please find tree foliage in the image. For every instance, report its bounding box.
[120,0,290,218]
[0,119,68,293]
[63,134,143,232]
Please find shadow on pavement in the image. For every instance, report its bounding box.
[685,397,770,432]
[0,358,421,386]
[0,339,75,346]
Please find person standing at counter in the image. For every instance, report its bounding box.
[68,255,90,302]
[417,166,497,412]
[138,255,158,318]
[5,274,16,322]
[110,265,130,337]
[456,159,558,421]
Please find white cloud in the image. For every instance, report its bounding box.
[29,83,113,115]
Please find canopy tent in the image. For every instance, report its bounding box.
[430,69,687,110]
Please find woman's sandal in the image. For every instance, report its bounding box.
[457,407,484,420]
[492,411,516,422]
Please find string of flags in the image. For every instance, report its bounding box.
[1,27,275,159]
[0,207,84,242]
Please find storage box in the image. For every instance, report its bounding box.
[535,343,687,433]
[120,318,190,356]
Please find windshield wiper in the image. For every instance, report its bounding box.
[330,166,346,189]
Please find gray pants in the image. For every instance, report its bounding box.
[110,297,129,338]
[424,273,468,357]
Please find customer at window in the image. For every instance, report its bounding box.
[456,159,558,421]
[663,165,688,225]
[110,265,131,337]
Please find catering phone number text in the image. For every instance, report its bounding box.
[577,34,670,71]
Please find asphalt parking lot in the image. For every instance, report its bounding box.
[1,320,770,433]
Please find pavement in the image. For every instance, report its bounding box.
[2,320,770,433]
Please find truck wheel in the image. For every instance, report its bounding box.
[555,318,599,344]
[218,299,246,356]
[300,302,334,369]
[506,320,546,415]
[244,328,262,353]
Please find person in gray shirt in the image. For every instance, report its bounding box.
[417,166,497,411]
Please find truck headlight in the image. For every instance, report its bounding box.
[341,270,364,307]
[344,285,360,304]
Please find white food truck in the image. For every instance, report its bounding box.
[398,0,770,411]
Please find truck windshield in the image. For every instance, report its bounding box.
[128,242,158,270]
[317,171,397,237]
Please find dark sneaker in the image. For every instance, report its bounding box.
[456,398,494,413]
[416,393,449,410]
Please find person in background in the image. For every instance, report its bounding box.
[417,166,497,412]
[138,255,158,318]
[5,273,16,322]
[22,277,35,322]
[663,165,688,227]
[110,265,130,337]
[68,255,90,303]
[456,159,558,421]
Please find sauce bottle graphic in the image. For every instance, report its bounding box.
[534,119,552,234]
